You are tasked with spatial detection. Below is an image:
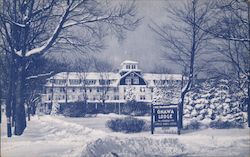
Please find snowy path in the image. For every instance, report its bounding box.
[1,116,107,157]
[1,115,250,157]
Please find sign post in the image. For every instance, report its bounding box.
[151,104,154,134]
[151,104,180,135]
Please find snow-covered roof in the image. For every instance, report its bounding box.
[51,72,120,80]
[120,60,138,65]
[143,73,183,80]
[50,72,184,81]
[47,72,185,87]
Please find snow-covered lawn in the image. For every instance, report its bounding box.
[1,115,106,157]
[1,114,250,157]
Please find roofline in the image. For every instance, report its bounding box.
[118,70,148,86]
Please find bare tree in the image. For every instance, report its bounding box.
[93,58,113,113]
[150,0,212,129]
[203,0,250,127]
[0,0,139,136]
[73,56,93,115]
[26,57,67,119]
[151,63,173,74]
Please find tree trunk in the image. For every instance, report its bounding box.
[104,100,107,113]
[0,82,2,124]
[247,0,250,128]
[178,92,185,129]
[27,104,31,121]
[0,94,1,124]
[102,99,106,113]
[65,72,69,105]
[11,87,16,127]
[83,88,87,115]
[247,69,250,127]
[179,85,190,129]
[178,0,196,130]
[6,62,14,137]
[83,98,87,115]
[14,61,27,135]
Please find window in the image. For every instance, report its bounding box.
[133,77,139,84]
[48,104,52,110]
[49,88,53,93]
[48,95,51,101]
[114,88,118,93]
[99,80,111,85]
[86,80,96,85]
[114,95,119,100]
[140,95,146,100]
[69,79,81,85]
[99,80,104,85]
[60,87,65,92]
[54,79,66,85]
[140,87,145,92]
[154,80,163,86]
[126,65,129,69]
[50,79,55,83]
[59,88,63,92]
[125,77,131,85]
[72,88,76,92]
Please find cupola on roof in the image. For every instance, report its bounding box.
[119,60,141,74]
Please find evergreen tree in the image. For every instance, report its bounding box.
[152,87,165,105]
[184,79,244,127]
[124,86,136,102]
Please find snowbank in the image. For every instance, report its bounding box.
[1,115,249,157]
[83,136,185,157]
[96,113,127,118]
[1,116,107,157]
[83,129,250,157]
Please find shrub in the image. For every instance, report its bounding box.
[184,120,203,130]
[122,102,150,116]
[106,117,147,133]
[60,102,85,117]
[209,120,244,129]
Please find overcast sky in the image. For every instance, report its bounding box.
[97,0,182,73]
[47,0,183,73]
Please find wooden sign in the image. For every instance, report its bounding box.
[151,104,180,135]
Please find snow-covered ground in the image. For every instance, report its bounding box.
[1,114,250,157]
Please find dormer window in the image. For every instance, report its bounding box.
[131,64,135,69]
[54,79,66,85]
[125,77,131,85]
[133,77,139,84]
[126,65,130,69]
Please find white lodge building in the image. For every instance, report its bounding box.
[41,60,183,110]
